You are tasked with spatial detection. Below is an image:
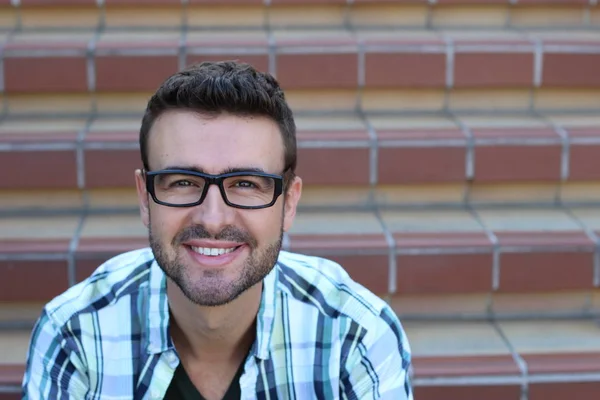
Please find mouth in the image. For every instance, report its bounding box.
[183,243,246,267]
[189,245,242,257]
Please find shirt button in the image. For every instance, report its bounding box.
[151,389,161,399]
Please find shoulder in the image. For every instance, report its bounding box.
[275,250,405,337]
[42,247,155,331]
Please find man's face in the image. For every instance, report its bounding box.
[135,110,301,307]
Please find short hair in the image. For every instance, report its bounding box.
[139,61,297,187]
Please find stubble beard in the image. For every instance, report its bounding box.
[149,220,283,307]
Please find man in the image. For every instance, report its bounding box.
[22,61,412,399]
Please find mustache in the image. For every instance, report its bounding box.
[173,225,257,248]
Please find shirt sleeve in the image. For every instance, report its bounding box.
[22,310,89,400]
[339,306,413,400]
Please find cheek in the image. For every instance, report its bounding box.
[149,206,186,239]
[242,209,283,245]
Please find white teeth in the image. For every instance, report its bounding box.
[190,246,236,256]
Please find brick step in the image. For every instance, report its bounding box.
[3,318,600,399]
[1,29,599,103]
[5,180,600,212]
[3,206,600,304]
[2,113,600,194]
[2,0,597,30]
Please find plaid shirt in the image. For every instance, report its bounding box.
[22,248,412,400]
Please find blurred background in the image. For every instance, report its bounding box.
[0,0,600,399]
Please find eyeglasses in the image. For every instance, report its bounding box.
[144,169,284,209]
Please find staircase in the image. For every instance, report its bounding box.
[1,0,600,399]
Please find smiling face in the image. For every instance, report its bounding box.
[135,110,301,307]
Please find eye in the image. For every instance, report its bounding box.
[235,180,257,188]
[172,180,195,187]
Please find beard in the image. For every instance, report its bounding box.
[149,220,283,307]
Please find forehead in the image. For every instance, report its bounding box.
[147,110,285,173]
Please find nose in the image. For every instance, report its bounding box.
[190,184,235,235]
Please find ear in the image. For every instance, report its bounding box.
[282,176,302,233]
[135,169,150,228]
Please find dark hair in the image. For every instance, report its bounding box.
[139,61,297,187]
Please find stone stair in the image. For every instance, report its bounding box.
[1,0,600,399]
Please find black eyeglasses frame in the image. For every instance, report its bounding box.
[144,168,285,210]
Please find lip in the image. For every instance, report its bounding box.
[184,243,246,268]
[183,240,243,249]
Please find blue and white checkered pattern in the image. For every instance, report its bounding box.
[22,248,412,400]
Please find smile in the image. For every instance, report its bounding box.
[190,246,240,256]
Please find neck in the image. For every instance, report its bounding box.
[167,280,262,363]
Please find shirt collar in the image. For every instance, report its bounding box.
[144,256,280,360]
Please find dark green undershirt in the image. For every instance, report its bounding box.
[164,358,246,400]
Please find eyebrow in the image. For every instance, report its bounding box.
[161,165,269,175]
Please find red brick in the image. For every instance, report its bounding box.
[289,233,389,251]
[0,365,23,387]
[95,55,178,92]
[353,0,426,3]
[0,131,78,144]
[529,382,600,400]
[378,146,466,184]
[189,0,260,3]
[327,254,389,294]
[84,148,139,188]
[0,150,77,189]
[474,145,561,182]
[378,129,466,184]
[519,0,589,4]
[186,54,268,72]
[394,231,493,249]
[77,237,149,254]
[0,395,21,400]
[296,147,370,185]
[271,0,345,3]
[496,230,594,248]
[472,128,562,182]
[435,0,507,3]
[76,237,149,281]
[85,130,137,143]
[0,365,23,400]
[365,53,446,88]
[0,239,71,254]
[543,53,600,87]
[4,39,89,52]
[454,52,534,88]
[288,233,389,294]
[568,128,600,181]
[413,355,520,377]
[523,353,600,374]
[4,57,87,93]
[20,0,96,4]
[453,37,532,47]
[397,253,493,294]
[76,258,104,282]
[415,385,521,400]
[104,0,180,3]
[570,145,600,180]
[96,37,178,51]
[276,53,358,89]
[0,259,69,302]
[395,232,493,295]
[497,231,595,293]
[500,251,593,292]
